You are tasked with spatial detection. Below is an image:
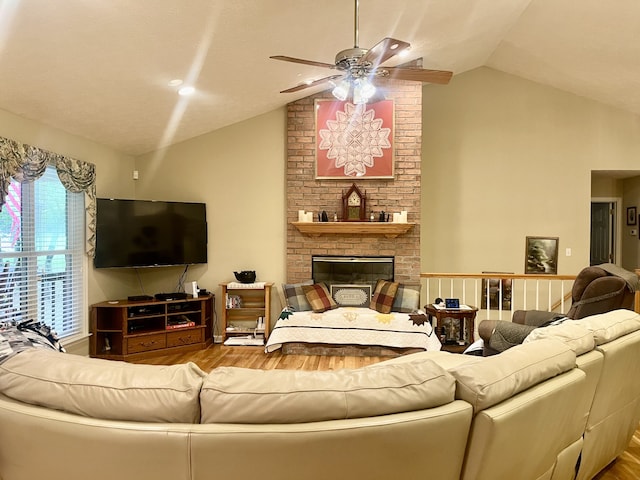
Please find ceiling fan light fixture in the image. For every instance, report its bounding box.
[353,77,376,104]
[332,78,351,101]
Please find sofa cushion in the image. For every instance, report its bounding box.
[369,279,399,314]
[391,284,421,313]
[282,280,314,311]
[0,349,206,423]
[200,359,455,424]
[523,321,595,355]
[302,283,338,313]
[574,309,640,345]
[448,339,576,413]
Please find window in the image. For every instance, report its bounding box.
[0,166,86,339]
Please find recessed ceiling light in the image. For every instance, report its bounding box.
[168,79,183,87]
[178,86,195,96]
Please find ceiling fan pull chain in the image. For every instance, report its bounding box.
[354,0,359,48]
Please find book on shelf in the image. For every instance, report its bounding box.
[225,294,243,308]
[166,321,196,330]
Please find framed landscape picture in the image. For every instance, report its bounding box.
[525,236,559,274]
[315,99,394,179]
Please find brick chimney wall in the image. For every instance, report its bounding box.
[286,80,422,284]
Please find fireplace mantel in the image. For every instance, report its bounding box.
[292,221,415,238]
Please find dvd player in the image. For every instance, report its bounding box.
[154,292,189,301]
[127,295,154,302]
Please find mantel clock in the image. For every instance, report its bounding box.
[341,183,367,221]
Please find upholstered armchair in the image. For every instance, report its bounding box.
[478,265,637,355]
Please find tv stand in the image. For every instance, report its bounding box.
[90,295,213,361]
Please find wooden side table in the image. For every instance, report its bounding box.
[425,304,478,353]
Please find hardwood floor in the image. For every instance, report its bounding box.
[135,344,386,372]
[594,429,640,480]
[134,344,640,480]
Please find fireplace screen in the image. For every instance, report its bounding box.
[312,256,394,297]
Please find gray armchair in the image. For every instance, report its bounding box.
[478,265,637,355]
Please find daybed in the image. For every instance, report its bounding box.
[268,280,440,355]
[1,309,640,480]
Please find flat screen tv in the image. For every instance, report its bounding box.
[94,198,207,268]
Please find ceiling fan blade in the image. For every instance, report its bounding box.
[384,66,453,85]
[280,75,344,93]
[270,55,335,69]
[358,37,410,68]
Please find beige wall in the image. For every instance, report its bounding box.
[591,176,623,198]
[421,67,640,275]
[134,108,287,330]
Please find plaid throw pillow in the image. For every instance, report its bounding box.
[392,284,420,313]
[302,283,338,313]
[370,280,400,314]
[282,280,314,311]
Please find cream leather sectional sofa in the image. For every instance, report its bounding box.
[0,309,639,480]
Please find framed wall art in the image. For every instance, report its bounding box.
[330,284,372,307]
[627,206,637,225]
[315,99,394,179]
[525,236,559,274]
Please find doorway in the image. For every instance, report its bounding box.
[590,201,617,265]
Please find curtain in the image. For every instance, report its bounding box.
[0,136,97,256]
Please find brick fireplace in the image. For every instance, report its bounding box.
[286,80,422,284]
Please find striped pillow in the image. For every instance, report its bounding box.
[392,284,420,313]
[302,283,338,313]
[282,280,314,311]
[370,280,400,314]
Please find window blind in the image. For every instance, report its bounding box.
[0,166,85,339]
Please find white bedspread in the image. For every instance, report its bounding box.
[265,307,441,353]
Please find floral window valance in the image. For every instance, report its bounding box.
[0,136,97,256]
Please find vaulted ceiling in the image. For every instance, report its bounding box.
[1,0,639,156]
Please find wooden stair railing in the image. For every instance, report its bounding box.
[420,273,577,321]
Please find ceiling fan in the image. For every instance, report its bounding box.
[270,0,453,103]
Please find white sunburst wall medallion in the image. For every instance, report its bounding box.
[315,99,394,179]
